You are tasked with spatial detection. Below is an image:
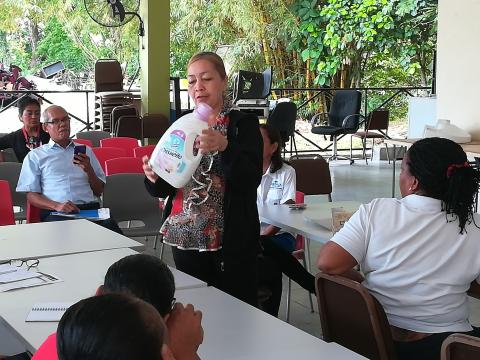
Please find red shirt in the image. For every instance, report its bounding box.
[32,332,57,360]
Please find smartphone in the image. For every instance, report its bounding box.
[73,145,86,156]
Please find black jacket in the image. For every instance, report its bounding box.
[144,110,263,260]
[0,127,50,162]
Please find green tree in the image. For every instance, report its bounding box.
[291,0,436,87]
[170,0,301,88]
[36,18,89,71]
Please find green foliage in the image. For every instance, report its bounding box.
[0,0,436,119]
[291,0,436,87]
[36,18,89,72]
[169,0,299,87]
[0,0,140,75]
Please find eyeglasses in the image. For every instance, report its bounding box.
[44,116,70,126]
[170,297,176,312]
[0,258,40,270]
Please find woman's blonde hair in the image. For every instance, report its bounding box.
[187,52,227,80]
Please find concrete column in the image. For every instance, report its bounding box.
[437,0,480,139]
[139,0,169,117]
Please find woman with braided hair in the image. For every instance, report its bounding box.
[317,137,480,360]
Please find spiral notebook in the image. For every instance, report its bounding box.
[26,302,74,322]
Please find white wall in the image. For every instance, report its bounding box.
[437,0,480,140]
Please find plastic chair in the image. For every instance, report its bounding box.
[110,105,137,135]
[92,147,127,172]
[76,131,111,147]
[134,145,155,159]
[26,201,41,223]
[95,59,123,92]
[115,115,143,140]
[350,109,390,164]
[103,173,163,249]
[142,113,170,139]
[0,148,19,162]
[315,272,397,360]
[311,90,364,163]
[289,156,333,274]
[289,156,332,201]
[0,162,26,222]
[285,190,314,322]
[267,102,298,156]
[105,157,144,176]
[100,137,139,157]
[0,134,19,162]
[441,333,480,360]
[0,180,15,225]
[73,138,93,147]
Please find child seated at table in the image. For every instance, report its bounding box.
[32,254,203,360]
[57,293,175,360]
[257,124,297,252]
[256,124,315,316]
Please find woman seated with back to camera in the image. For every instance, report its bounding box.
[317,137,480,360]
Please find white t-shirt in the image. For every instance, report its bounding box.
[257,163,296,236]
[331,195,480,333]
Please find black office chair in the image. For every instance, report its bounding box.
[311,90,364,163]
[267,102,297,156]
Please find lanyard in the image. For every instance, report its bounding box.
[22,127,42,150]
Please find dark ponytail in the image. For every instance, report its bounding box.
[259,123,284,173]
[407,137,480,233]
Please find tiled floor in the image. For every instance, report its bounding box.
[140,157,480,340]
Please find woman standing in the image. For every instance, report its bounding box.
[143,52,263,305]
[0,96,49,162]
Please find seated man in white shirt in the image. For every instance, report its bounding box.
[16,105,121,233]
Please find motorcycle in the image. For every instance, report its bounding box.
[0,64,37,108]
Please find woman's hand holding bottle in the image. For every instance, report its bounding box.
[142,156,159,183]
[197,128,228,153]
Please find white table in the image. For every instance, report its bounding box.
[259,201,361,243]
[176,286,367,360]
[0,219,143,261]
[0,248,206,353]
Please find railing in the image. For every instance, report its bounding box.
[268,86,433,154]
[272,86,432,114]
[1,85,432,155]
[180,85,432,114]
[1,78,183,133]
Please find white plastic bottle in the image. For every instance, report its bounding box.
[149,103,212,188]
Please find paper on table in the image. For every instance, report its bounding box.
[26,302,74,322]
[0,264,41,283]
[331,207,355,234]
[50,208,110,220]
[0,272,62,292]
